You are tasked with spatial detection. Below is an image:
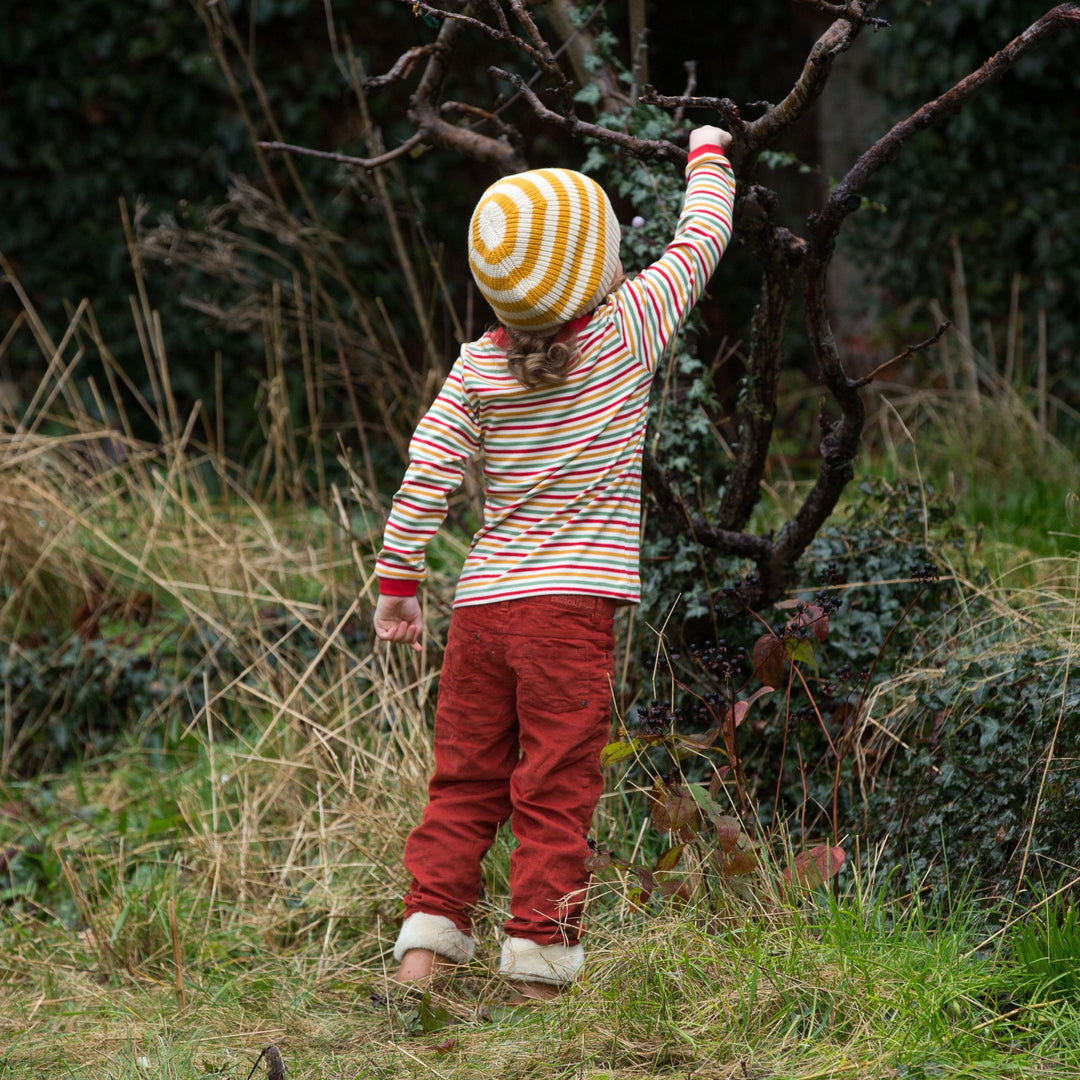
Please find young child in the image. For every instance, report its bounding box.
[374,124,735,997]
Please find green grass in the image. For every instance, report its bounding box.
[4,247,1080,1079]
[3,745,1079,1080]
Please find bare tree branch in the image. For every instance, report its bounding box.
[258,134,425,171]
[637,87,746,133]
[716,189,807,533]
[542,0,626,114]
[790,0,889,28]
[365,45,441,92]
[490,67,686,165]
[233,0,1080,614]
[741,2,885,161]
[853,322,952,389]
[408,3,529,173]
[771,2,1080,602]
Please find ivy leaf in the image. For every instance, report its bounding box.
[415,992,454,1033]
[573,82,602,106]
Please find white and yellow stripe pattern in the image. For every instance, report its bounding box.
[468,168,622,332]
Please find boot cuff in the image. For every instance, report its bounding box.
[500,936,585,985]
[393,912,475,964]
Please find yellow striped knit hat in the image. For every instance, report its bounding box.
[468,168,622,333]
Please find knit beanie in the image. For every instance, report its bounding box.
[467,168,622,334]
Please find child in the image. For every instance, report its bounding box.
[374,124,735,998]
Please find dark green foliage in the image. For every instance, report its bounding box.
[1,603,367,776]
[1,630,205,776]
[1,2,246,382]
[866,643,1080,901]
[0,0,372,448]
[858,0,1080,396]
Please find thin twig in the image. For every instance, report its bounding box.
[364,44,441,91]
[490,67,685,164]
[852,321,952,387]
[638,86,744,129]
[257,134,424,170]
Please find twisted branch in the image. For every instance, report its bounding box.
[490,67,687,165]
[790,0,889,28]
[768,1,1080,600]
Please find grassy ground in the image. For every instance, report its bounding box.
[2,446,1077,1080]
[3,291,1079,1078]
[2,732,1079,1080]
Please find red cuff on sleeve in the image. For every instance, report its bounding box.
[378,577,419,597]
[687,143,728,164]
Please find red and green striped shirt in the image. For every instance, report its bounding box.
[377,146,735,607]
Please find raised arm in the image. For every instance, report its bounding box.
[613,125,735,373]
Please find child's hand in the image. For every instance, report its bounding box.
[689,125,732,152]
[374,594,423,652]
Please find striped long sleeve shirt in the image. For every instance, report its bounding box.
[376,145,736,607]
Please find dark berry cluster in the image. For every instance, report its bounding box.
[720,573,760,612]
[813,589,844,616]
[822,664,871,698]
[821,560,845,587]
[638,699,681,736]
[688,639,746,681]
[913,560,940,583]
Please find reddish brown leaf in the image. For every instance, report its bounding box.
[805,604,830,644]
[633,866,655,901]
[650,786,700,833]
[657,876,691,903]
[783,844,846,887]
[752,634,788,687]
[655,843,685,873]
[710,813,743,853]
[725,685,775,729]
[721,848,758,876]
[584,851,612,872]
[677,725,721,748]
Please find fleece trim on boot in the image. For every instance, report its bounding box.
[499,936,585,985]
[393,912,475,965]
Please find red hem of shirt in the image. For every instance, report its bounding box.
[378,577,419,597]
[687,143,728,164]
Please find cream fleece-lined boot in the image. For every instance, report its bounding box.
[393,912,475,965]
[499,936,585,986]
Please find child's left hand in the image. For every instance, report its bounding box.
[374,594,423,652]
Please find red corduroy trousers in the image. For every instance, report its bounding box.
[402,594,617,945]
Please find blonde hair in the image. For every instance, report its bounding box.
[502,271,628,390]
[503,326,579,390]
